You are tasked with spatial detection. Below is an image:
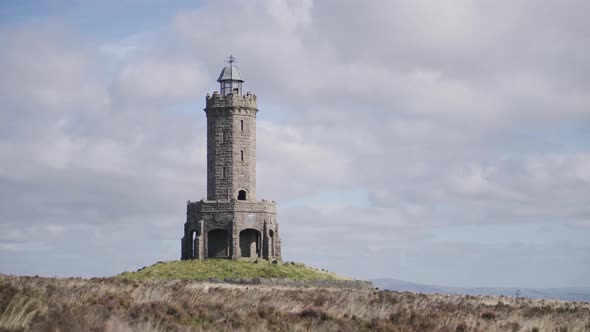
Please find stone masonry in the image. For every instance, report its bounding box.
[181,58,282,261]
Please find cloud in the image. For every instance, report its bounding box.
[0,23,108,114]
[115,57,206,102]
[0,0,589,287]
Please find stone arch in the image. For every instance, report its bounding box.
[237,189,247,201]
[207,229,229,258]
[239,228,261,258]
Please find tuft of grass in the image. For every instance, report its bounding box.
[117,260,350,281]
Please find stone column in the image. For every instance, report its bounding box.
[193,236,199,260]
[262,222,269,260]
[232,218,240,259]
[199,219,205,259]
[181,237,187,260]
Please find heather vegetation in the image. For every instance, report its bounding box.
[118,260,348,280]
[1,274,589,332]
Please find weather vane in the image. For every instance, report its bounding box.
[225,54,237,64]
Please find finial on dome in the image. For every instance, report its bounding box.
[226,54,237,64]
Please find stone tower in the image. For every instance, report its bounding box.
[181,57,281,261]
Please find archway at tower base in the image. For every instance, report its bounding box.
[207,229,229,258]
[239,229,260,258]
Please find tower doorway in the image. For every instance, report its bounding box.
[207,229,229,258]
[239,229,260,258]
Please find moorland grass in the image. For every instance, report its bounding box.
[1,274,589,331]
[117,260,349,280]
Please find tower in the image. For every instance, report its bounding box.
[207,56,256,202]
[181,57,281,261]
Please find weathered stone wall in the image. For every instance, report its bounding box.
[182,200,281,261]
[205,92,258,202]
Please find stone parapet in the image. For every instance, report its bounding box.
[206,91,257,109]
[187,200,276,215]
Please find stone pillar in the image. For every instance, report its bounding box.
[232,219,240,259]
[199,220,205,259]
[274,223,282,260]
[193,234,201,259]
[181,237,187,260]
[262,222,269,260]
[201,219,207,259]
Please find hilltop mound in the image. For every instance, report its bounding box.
[118,260,349,281]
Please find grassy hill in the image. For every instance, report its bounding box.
[1,274,589,331]
[118,260,350,280]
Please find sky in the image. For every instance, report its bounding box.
[0,0,589,289]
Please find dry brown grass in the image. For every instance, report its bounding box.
[1,274,589,332]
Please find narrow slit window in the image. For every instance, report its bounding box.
[240,120,244,131]
[222,167,226,179]
[240,150,244,162]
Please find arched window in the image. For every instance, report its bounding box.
[238,189,247,201]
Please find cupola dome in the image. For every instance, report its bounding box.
[217,55,244,95]
[217,64,244,82]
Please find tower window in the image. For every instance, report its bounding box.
[238,190,247,201]
[240,150,244,162]
[222,167,226,179]
[220,131,224,143]
[240,120,244,131]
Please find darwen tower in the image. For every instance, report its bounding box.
[181,57,281,260]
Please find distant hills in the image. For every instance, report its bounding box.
[372,278,590,302]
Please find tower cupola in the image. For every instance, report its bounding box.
[217,55,244,95]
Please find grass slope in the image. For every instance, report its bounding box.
[118,260,349,280]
